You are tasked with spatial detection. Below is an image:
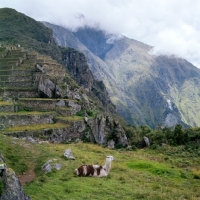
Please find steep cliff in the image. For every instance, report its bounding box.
[0,45,127,148]
[0,8,128,148]
[60,47,116,113]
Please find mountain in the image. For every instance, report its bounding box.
[44,23,200,128]
[0,8,128,148]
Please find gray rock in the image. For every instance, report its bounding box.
[41,160,62,173]
[82,93,89,104]
[56,100,65,107]
[87,114,128,147]
[64,149,75,160]
[68,100,81,113]
[107,140,115,149]
[143,136,150,147]
[54,163,62,170]
[26,137,35,144]
[35,64,44,73]
[42,160,53,173]
[55,85,62,98]
[73,93,81,100]
[84,117,88,122]
[0,154,31,200]
[38,76,55,98]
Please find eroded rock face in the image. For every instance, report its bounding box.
[0,154,31,200]
[87,114,128,147]
[38,76,55,98]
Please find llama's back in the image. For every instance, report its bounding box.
[75,164,107,177]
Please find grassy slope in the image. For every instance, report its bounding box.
[0,134,199,200]
[0,8,61,62]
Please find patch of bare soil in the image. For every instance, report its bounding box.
[18,169,36,185]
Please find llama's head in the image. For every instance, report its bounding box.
[106,155,114,161]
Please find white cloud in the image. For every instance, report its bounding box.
[1,0,200,67]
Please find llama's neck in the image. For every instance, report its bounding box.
[103,159,112,174]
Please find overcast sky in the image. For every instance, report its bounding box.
[1,0,200,67]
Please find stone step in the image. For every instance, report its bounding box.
[54,115,84,124]
[55,107,75,116]
[0,111,56,129]
[0,64,19,69]
[1,58,20,62]
[27,54,38,60]
[0,75,34,82]
[22,60,36,65]
[0,101,15,112]
[2,123,72,142]
[0,88,39,98]
[7,52,27,57]
[0,81,35,88]
[18,64,35,69]
[0,70,34,76]
[17,98,77,113]
[18,98,61,111]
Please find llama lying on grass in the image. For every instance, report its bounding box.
[75,155,114,177]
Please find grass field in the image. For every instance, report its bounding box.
[0,134,200,200]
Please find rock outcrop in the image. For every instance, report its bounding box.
[87,114,128,147]
[61,48,116,113]
[0,154,31,200]
[42,159,62,174]
[63,149,75,160]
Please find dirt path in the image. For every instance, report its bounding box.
[18,169,36,185]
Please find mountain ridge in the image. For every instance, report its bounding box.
[44,22,200,128]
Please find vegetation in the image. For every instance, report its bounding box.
[124,124,200,149]
[0,8,61,62]
[0,134,200,199]
[0,7,200,200]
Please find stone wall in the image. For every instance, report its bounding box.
[5,120,86,143]
[0,113,55,129]
[0,81,33,88]
[19,99,57,111]
[0,90,39,98]
[0,105,14,112]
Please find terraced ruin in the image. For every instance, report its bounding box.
[0,46,88,143]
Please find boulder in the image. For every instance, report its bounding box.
[56,100,65,107]
[143,136,150,147]
[41,160,52,173]
[26,137,35,144]
[38,77,55,98]
[0,154,31,200]
[64,149,75,160]
[41,159,62,173]
[68,101,81,113]
[138,136,150,148]
[107,140,115,149]
[86,114,128,147]
[35,64,44,73]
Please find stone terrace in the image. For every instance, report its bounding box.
[0,46,85,142]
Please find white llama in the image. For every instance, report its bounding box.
[75,155,114,177]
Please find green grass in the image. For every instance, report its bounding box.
[0,101,13,105]
[0,134,200,200]
[0,111,55,116]
[56,115,84,121]
[3,123,69,132]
